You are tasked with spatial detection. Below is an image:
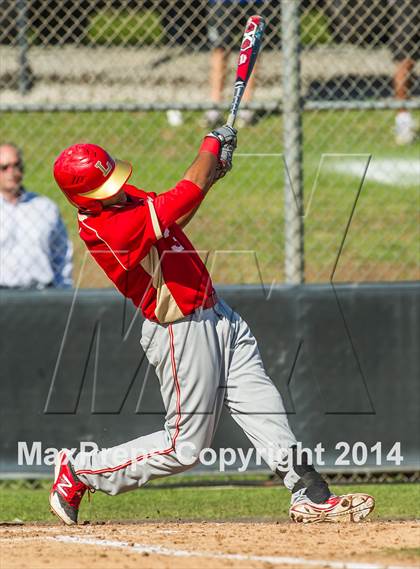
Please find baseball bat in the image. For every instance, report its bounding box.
[226,15,266,128]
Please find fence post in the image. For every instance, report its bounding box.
[17,0,31,95]
[281,0,304,283]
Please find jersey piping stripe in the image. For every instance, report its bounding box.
[79,217,129,271]
[168,323,182,449]
[147,198,163,240]
[74,324,181,476]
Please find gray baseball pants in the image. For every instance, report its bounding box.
[74,299,298,495]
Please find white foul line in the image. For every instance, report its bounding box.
[52,536,414,569]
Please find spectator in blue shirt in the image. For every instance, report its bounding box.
[0,143,73,289]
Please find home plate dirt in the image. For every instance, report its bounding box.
[1,521,419,569]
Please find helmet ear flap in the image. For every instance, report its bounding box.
[79,200,103,215]
[65,193,104,215]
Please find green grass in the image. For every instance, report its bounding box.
[0,479,419,523]
[383,548,420,560]
[1,110,418,285]
[87,9,163,46]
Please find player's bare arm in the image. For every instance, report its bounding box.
[178,124,237,228]
[183,151,219,194]
[176,154,217,228]
[176,152,218,228]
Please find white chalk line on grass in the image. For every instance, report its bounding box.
[328,158,420,187]
[52,535,415,569]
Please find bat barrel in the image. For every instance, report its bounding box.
[226,15,265,127]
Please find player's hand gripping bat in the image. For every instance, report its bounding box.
[226,15,266,128]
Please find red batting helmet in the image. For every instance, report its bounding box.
[53,143,132,213]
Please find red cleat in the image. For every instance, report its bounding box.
[289,492,375,523]
[49,449,88,525]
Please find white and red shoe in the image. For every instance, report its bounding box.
[49,449,89,525]
[289,490,375,523]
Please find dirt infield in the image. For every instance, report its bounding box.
[1,521,419,569]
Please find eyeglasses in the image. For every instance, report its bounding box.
[0,162,23,172]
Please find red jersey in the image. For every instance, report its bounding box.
[78,180,215,323]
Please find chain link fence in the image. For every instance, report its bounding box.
[300,0,420,283]
[0,0,419,287]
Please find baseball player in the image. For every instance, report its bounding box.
[51,126,374,525]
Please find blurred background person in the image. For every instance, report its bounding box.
[203,0,263,128]
[0,143,73,289]
[163,0,205,127]
[167,0,275,128]
[389,0,419,144]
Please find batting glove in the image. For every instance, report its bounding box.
[208,124,237,148]
[215,143,236,180]
[199,124,237,157]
